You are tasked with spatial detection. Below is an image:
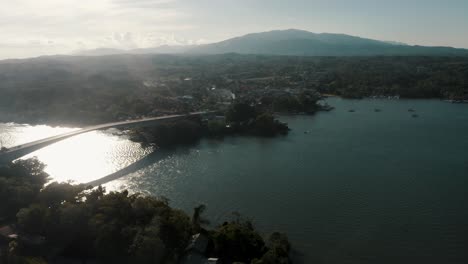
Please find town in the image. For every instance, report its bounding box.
[1,54,467,127]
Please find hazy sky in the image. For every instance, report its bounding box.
[1,0,468,59]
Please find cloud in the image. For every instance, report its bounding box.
[112,0,176,8]
[0,0,197,59]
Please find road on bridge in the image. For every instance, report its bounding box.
[0,111,215,163]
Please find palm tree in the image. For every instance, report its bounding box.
[192,204,210,232]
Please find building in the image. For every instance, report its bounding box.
[211,89,236,102]
[181,233,219,264]
[0,225,17,258]
[0,225,17,242]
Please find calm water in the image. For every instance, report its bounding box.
[2,98,468,263]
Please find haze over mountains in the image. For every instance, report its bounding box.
[77,29,468,57]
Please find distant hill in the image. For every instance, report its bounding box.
[74,48,127,56]
[188,29,468,56]
[75,29,468,57]
[75,45,195,56]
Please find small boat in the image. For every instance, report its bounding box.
[408,108,415,112]
[374,108,381,112]
[348,109,355,112]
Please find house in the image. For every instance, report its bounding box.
[181,233,219,264]
[0,225,17,242]
[211,89,236,102]
[179,95,194,101]
[0,225,17,257]
[186,233,209,254]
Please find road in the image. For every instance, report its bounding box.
[0,111,214,163]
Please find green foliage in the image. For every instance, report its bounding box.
[129,224,166,264]
[206,120,227,137]
[0,159,49,221]
[272,96,301,113]
[213,220,265,263]
[13,186,193,263]
[38,182,87,208]
[137,119,204,148]
[16,204,48,235]
[224,102,290,137]
[192,204,210,233]
[298,91,321,113]
[252,113,289,137]
[4,159,292,263]
[0,160,192,263]
[1,55,468,126]
[271,92,320,114]
[226,102,257,123]
[158,209,192,253]
[3,255,48,264]
[318,57,468,99]
[254,233,291,264]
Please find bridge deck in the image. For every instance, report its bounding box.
[0,111,213,163]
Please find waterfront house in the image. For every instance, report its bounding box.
[182,233,219,264]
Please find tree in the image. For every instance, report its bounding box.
[226,102,256,123]
[213,220,265,263]
[206,120,227,137]
[39,182,87,208]
[16,204,48,235]
[252,113,289,137]
[129,224,166,264]
[144,119,203,148]
[192,204,210,233]
[0,159,49,220]
[252,233,291,264]
[5,159,292,263]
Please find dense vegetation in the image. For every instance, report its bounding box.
[0,159,292,263]
[129,102,289,148]
[0,54,467,126]
[317,57,468,99]
[225,102,289,137]
[129,118,205,148]
[0,159,49,223]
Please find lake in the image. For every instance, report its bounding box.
[1,98,468,263]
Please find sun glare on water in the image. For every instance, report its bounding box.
[6,127,151,184]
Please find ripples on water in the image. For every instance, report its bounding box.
[0,124,150,183]
[1,98,468,263]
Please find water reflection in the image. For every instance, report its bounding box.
[2,98,468,264]
[0,123,150,183]
[87,149,174,187]
[0,123,77,147]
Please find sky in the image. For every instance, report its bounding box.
[1,0,468,59]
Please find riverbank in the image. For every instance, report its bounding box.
[2,98,468,263]
[103,98,468,264]
[0,159,292,264]
[128,102,291,148]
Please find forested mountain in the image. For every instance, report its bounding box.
[76,29,468,57]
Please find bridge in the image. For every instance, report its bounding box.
[0,111,216,164]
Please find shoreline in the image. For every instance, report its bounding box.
[2,97,465,128]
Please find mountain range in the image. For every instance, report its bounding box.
[76,29,468,57]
